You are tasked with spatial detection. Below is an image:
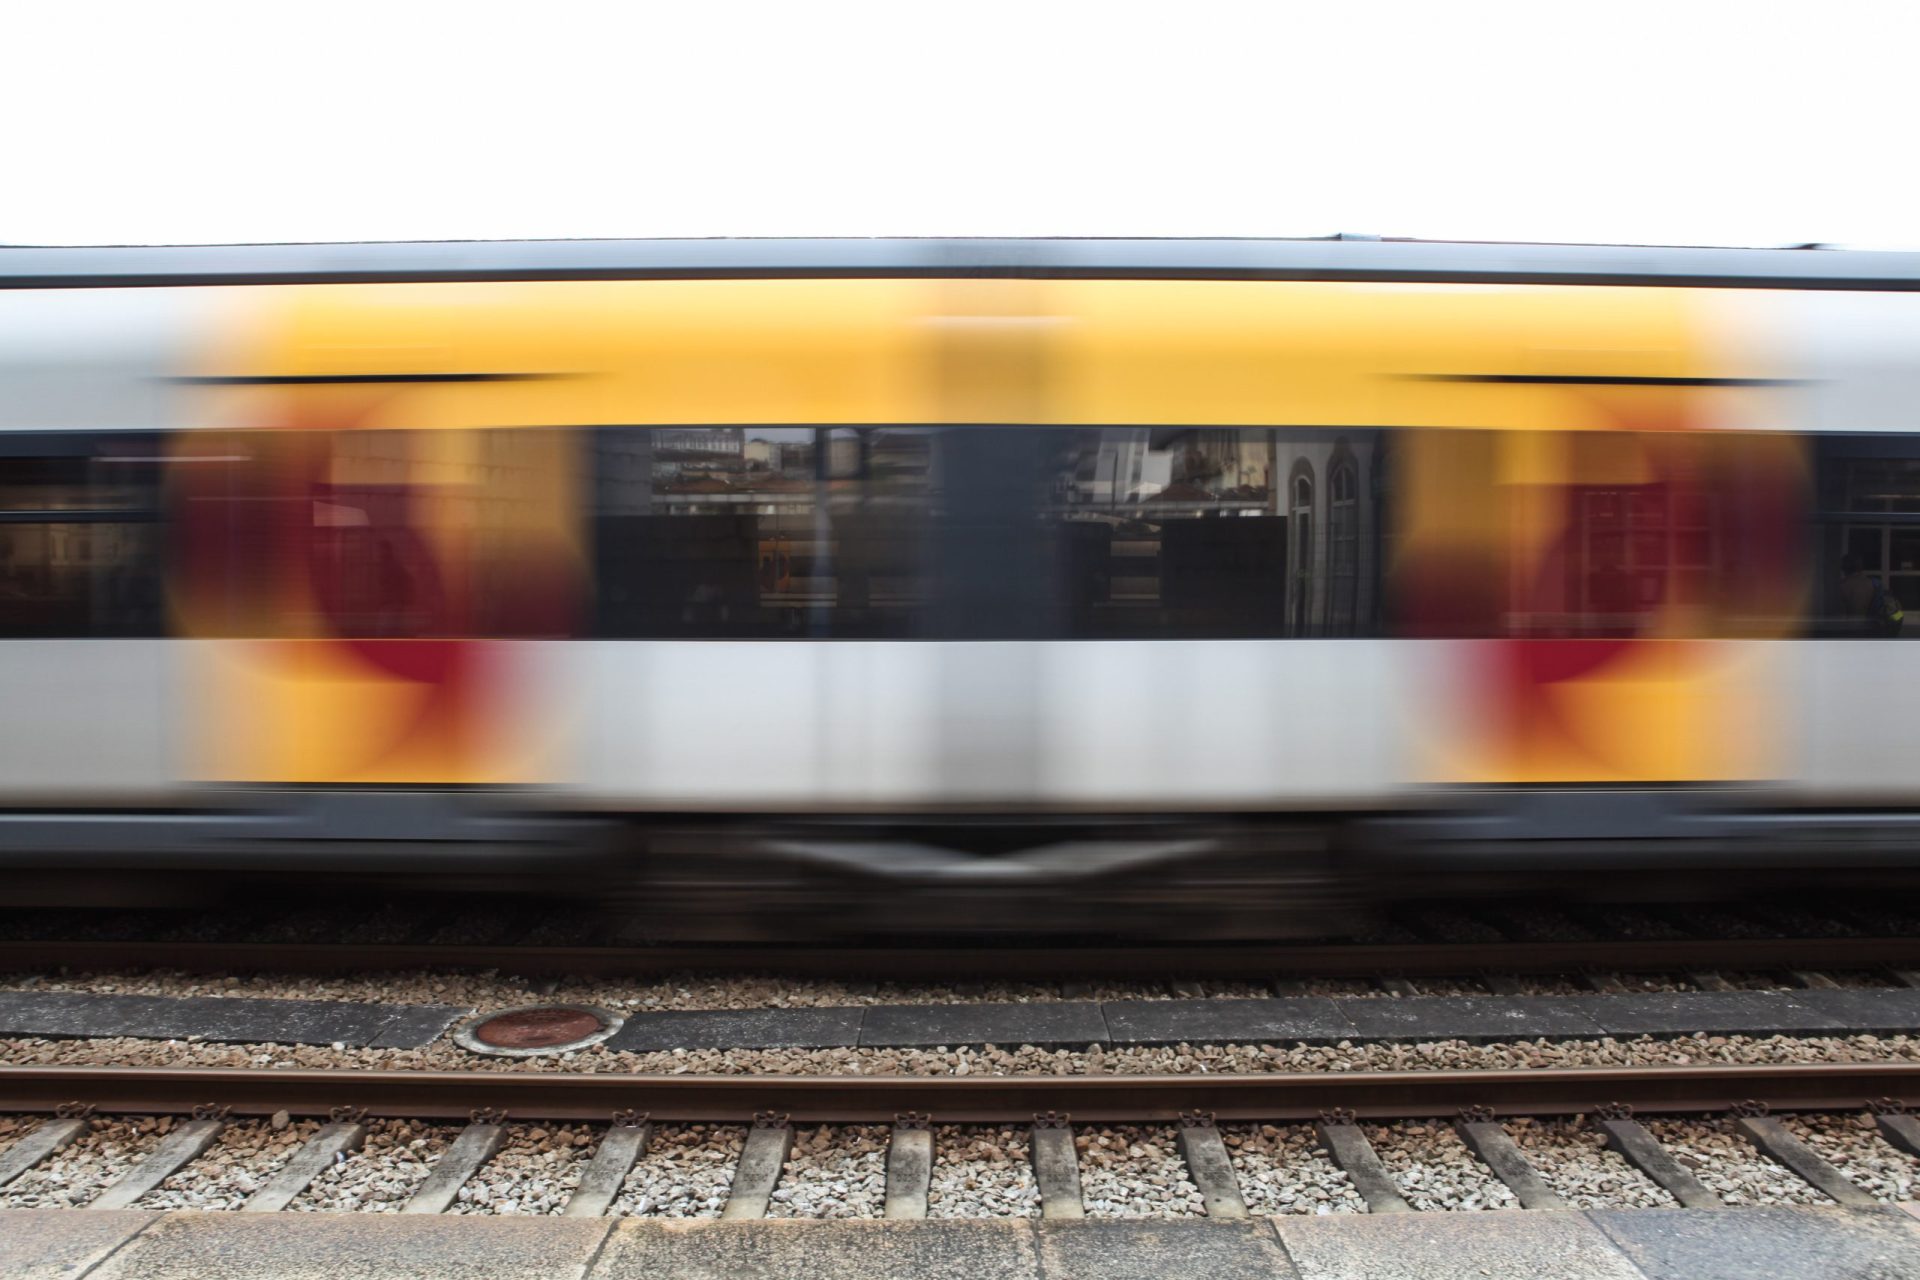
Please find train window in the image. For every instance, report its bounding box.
[1044,428,1383,640]
[593,426,934,638]
[1813,435,1920,636]
[0,435,164,638]
[592,425,1387,640]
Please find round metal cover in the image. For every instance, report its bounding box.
[451,1003,623,1058]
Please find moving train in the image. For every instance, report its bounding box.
[5,237,1920,937]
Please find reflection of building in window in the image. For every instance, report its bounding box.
[0,444,162,637]
[1328,454,1359,633]
[1289,464,1314,636]
[1048,428,1382,638]
[1815,440,1920,633]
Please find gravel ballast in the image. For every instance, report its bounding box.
[289,1120,454,1213]
[1075,1125,1204,1217]
[767,1124,887,1218]
[610,1124,743,1218]
[1364,1119,1517,1211]
[3,1117,160,1208]
[1643,1118,1834,1207]
[927,1124,1038,1218]
[1222,1123,1365,1215]
[134,1117,322,1210]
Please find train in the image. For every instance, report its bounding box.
[4,236,1920,938]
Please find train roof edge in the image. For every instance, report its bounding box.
[3,236,1920,290]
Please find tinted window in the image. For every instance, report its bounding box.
[594,427,933,638]
[0,435,163,637]
[592,426,1383,639]
[1812,434,1920,637]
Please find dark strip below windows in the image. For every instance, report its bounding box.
[1417,374,1809,388]
[166,373,561,386]
[0,509,158,524]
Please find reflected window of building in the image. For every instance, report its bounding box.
[1814,438,1920,635]
[1328,455,1359,635]
[594,426,933,638]
[1290,465,1314,636]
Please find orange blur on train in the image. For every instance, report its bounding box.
[0,236,1917,939]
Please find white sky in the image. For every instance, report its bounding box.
[8,1,1920,249]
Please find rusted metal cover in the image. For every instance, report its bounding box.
[450,1004,623,1058]
[474,1008,606,1049]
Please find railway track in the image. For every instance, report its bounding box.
[3,1061,1919,1218]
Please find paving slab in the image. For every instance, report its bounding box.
[370,1004,474,1049]
[604,1006,864,1053]
[1034,1219,1298,1280]
[0,1208,154,1280]
[1103,998,1355,1046]
[859,1001,1108,1050]
[1581,991,1849,1038]
[590,1217,1042,1280]
[1782,987,1920,1035]
[1588,1204,1920,1279]
[1274,1208,1644,1280]
[0,989,469,1049]
[1339,996,1607,1044]
[85,1209,612,1280]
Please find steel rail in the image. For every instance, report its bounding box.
[3,936,1917,979]
[3,1062,1916,1124]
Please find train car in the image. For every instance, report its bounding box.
[2,237,1920,937]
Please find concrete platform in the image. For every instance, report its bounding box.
[857,1002,1108,1051]
[7,987,1918,1056]
[603,1007,864,1053]
[7,1204,1920,1279]
[0,990,468,1050]
[1587,1204,1920,1279]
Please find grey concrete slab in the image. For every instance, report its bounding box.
[1103,998,1356,1046]
[1340,996,1607,1044]
[0,1208,153,1280]
[590,1218,1042,1280]
[370,1004,472,1049]
[859,1001,1108,1050]
[1275,1208,1645,1280]
[1785,987,1920,1034]
[1588,1204,1920,1279]
[84,1210,612,1280]
[605,1007,863,1053]
[1034,1219,1298,1280]
[1582,991,1849,1038]
[0,989,469,1049]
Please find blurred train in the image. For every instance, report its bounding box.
[5,237,1920,937]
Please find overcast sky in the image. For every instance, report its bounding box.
[9,1,1919,249]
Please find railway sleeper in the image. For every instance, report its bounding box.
[5,1097,1916,1219]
